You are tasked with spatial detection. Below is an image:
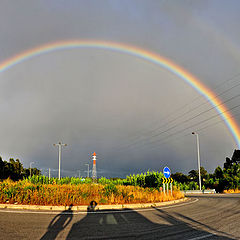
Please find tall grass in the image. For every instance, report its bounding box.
[23,170,166,188]
[0,179,184,206]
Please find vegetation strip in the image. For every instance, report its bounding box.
[0,198,188,211]
[1,149,239,193]
[0,178,184,206]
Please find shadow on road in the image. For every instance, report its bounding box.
[153,207,235,240]
[39,201,236,239]
[40,204,73,240]
[64,203,235,239]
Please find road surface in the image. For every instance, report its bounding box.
[0,194,239,239]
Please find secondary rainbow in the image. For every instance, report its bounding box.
[0,40,240,147]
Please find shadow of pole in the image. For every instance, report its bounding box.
[40,204,73,240]
[152,207,235,239]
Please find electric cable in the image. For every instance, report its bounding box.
[118,92,240,151]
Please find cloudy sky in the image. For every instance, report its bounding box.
[0,0,240,177]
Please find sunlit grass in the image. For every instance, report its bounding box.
[223,189,240,194]
[0,179,184,206]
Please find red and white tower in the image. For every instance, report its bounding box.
[92,152,97,179]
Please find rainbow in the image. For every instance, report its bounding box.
[0,40,240,147]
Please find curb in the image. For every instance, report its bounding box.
[0,197,188,211]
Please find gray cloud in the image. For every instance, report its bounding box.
[0,1,239,177]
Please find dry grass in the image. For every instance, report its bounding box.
[223,189,240,194]
[0,179,184,206]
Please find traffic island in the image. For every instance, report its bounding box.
[0,197,188,211]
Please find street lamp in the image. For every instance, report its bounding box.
[192,132,202,191]
[85,164,89,178]
[53,142,67,180]
[30,162,34,177]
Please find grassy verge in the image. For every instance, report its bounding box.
[223,189,240,194]
[0,179,184,206]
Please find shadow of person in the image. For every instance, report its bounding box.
[67,207,146,240]
[66,204,235,239]
[87,200,98,212]
[40,204,73,240]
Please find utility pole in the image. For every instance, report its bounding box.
[49,168,51,179]
[85,164,89,178]
[192,132,202,191]
[53,142,67,180]
[30,162,34,177]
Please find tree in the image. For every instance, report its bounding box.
[231,150,240,164]
[224,150,240,169]
[188,170,198,181]
[0,156,40,180]
[171,172,189,183]
[200,167,208,181]
[224,157,232,170]
[0,157,4,179]
[214,166,223,179]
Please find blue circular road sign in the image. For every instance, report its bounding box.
[163,167,171,178]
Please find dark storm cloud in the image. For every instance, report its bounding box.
[0,1,240,177]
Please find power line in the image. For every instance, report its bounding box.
[150,93,240,138]
[115,72,240,150]
[115,103,240,154]
[138,103,240,150]
[118,92,240,151]
[145,111,240,150]
[116,74,240,151]
[124,73,240,141]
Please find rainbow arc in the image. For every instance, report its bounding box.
[0,40,239,147]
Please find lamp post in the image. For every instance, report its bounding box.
[85,164,89,178]
[30,162,34,177]
[53,142,67,180]
[192,132,202,191]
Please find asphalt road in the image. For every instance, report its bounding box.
[0,194,239,239]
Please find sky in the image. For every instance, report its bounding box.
[0,0,240,178]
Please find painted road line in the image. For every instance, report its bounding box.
[187,233,216,240]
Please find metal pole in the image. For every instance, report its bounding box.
[30,162,34,177]
[53,142,67,181]
[192,132,202,191]
[85,163,89,178]
[85,164,89,178]
[166,182,169,195]
[163,183,165,194]
[49,168,51,180]
[58,145,61,180]
[170,182,173,196]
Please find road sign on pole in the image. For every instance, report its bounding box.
[163,166,171,178]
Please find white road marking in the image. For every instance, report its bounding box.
[0,198,199,215]
[187,233,216,240]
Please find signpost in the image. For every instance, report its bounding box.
[162,177,174,195]
[163,166,171,178]
[162,177,166,194]
[170,178,173,196]
[163,166,171,195]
